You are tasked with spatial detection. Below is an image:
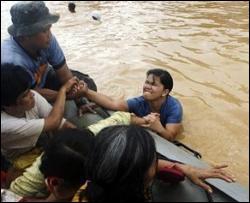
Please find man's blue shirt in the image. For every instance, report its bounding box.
[1,34,65,87]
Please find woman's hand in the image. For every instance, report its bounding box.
[142,113,162,132]
[176,164,236,193]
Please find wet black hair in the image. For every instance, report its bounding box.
[84,125,157,202]
[147,68,173,92]
[1,63,32,108]
[40,128,95,188]
[68,2,76,13]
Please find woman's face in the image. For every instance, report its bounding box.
[143,74,167,101]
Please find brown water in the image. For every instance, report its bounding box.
[1,1,249,188]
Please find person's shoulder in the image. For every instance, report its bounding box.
[1,37,28,65]
[1,37,12,46]
[47,34,59,48]
[31,90,47,104]
[167,95,182,106]
[1,111,12,121]
[2,37,14,55]
[1,111,24,133]
[44,34,64,59]
[1,110,19,121]
[166,95,183,112]
[31,90,51,113]
[1,37,19,51]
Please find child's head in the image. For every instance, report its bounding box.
[1,63,34,111]
[85,125,157,202]
[39,128,95,201]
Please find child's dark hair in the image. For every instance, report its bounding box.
[40,128,95,188]
[1,63,32,108]
[147,69,173,92]
[84,125,157,202]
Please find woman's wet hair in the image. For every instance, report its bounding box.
[40,128,95,189]
[1,63,32,108]
[84,125,157,202]
[147,68,173,92]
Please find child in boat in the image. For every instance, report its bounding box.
[1,63,77,184]
[10,124,235,201]
[1,128,95,202]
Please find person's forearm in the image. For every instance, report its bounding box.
[158,159,188,173]
[174,162,190,173]
[130,114,148,125]
[47,88,67,125]
[157,125,176,141]
[158,159,178,171]
[86,89,118,110]
[34,88,58,103]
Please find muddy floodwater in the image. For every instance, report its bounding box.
[1,1,249,187]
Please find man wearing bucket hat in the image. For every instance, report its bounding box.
[1,1,97,118]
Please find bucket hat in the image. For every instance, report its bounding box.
[8,1,59,37]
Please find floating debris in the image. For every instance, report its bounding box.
[91,11,101,21]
